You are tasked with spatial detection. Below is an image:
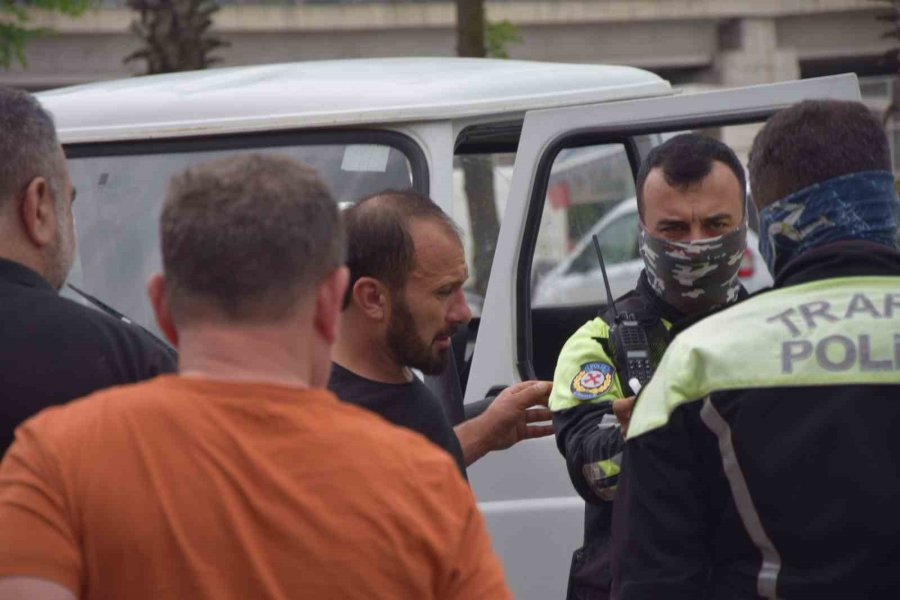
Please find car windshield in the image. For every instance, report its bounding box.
[65,140,418,337]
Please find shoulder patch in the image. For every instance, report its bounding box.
[570,361,615,400]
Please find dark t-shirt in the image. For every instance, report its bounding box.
[328,363,467,476]
[0,259,177,455]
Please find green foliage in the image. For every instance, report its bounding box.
[485,19,521,60]
[0,0,91,68]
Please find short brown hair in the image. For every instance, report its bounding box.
[341,190,459,308]
[749,100,891,209]
[161,153,344,322]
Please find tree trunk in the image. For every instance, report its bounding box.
[125,0,227,75]
[456,0,486,57]
[460,155,501,297]
[456,0,499,297]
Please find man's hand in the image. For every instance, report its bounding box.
[454,381,554,466]
[612,395,636,438]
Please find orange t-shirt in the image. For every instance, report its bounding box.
[0,375,511,600]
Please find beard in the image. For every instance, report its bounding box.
[386,292,454,376]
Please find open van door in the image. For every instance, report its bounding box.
[465,74,861,600]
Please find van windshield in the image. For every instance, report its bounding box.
[64,139,419,337]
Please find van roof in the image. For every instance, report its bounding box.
[37,57,671,143]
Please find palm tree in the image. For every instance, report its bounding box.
[124,0,228,75]
[456,0,502,296]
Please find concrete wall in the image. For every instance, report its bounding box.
[0,0,889,90]
[778,11,888,61]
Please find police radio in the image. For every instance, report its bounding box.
[591,235,653,396]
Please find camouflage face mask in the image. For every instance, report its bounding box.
[639,220,747,315]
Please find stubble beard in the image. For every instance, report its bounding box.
[386,291,449,376]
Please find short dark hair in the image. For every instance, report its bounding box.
[0,87,64,204]
[749,100,891,209]
[635,133,746,219]
[342,189,459,309]
[161,153,345,323]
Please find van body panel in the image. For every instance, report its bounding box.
[39,58,671,143]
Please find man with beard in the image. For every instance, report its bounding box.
[550,134,750,599]
[330,190,553,474]
[0,87,174,455]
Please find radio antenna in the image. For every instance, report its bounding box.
[592,234,618,320]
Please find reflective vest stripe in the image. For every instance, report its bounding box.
[700,398,782,600]
[629,276,900,439]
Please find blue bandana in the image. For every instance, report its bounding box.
[758,170,899,276]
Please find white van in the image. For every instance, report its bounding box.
[38,58,861,599]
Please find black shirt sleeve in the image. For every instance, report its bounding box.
[552,402,624,504]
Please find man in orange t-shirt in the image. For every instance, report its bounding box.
[0,154,512,600]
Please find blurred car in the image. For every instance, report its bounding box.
[532,197,773,308]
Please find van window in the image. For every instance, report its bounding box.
[524,142,637,381]
[530,143,637,309]
[65,136,423,336]
[453,152,516,315]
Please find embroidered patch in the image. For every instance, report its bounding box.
[570,361,615,400]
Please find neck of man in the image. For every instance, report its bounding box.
[0,226,58,288]
[332,309,411,384]
[176,321,321,390]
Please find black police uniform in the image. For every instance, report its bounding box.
[613,241,900,599]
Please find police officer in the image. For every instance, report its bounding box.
[611,101,900,598]
[550,133,751,599]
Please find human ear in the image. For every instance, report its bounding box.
[147,273,179,346]
[20,177,57,248]
[351,276,389,321]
